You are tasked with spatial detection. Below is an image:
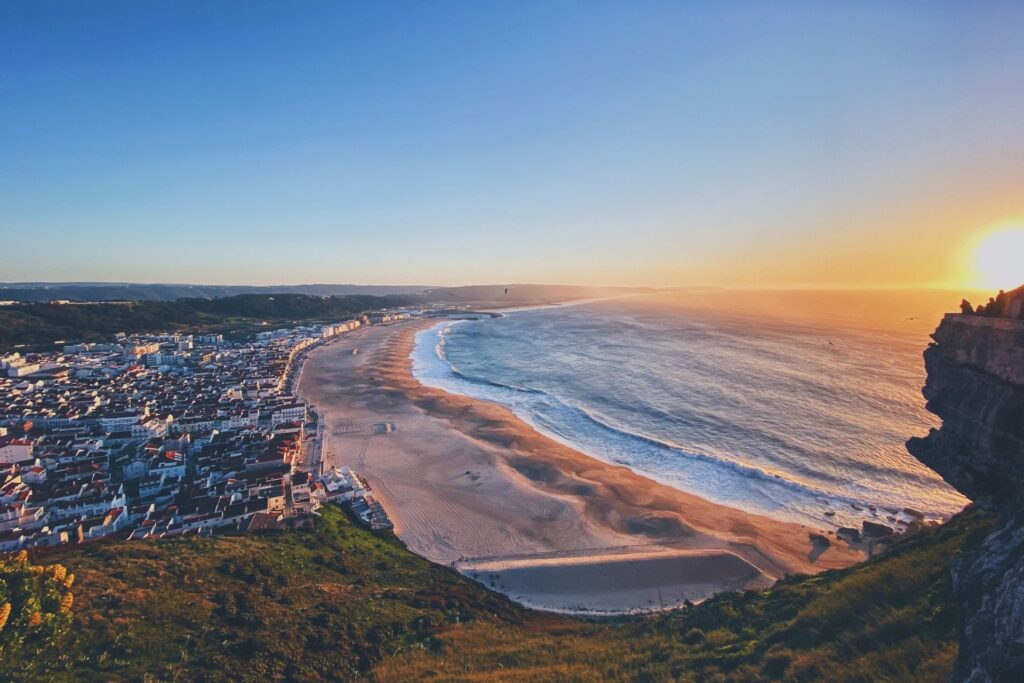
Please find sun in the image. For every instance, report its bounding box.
[968,225,1024,290]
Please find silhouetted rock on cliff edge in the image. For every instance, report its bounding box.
[907,311,1024,682]
[908,314,1024,508]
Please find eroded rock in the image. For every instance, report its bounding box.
[906,309,1024,681]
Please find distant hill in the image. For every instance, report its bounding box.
[0,282,654,306]
[0,285,656,350]
[0,283,430,303]
[0,293,418,350]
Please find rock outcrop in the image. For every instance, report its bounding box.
[907,308,1024,682]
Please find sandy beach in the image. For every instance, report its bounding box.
[298,319,865,613]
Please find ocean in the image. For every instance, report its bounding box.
[411,290,972,530]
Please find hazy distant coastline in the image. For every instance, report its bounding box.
[0,284,652,352]
[0,281,653,304]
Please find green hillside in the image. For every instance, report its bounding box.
[0,294,417,351]
[1,505,990,682]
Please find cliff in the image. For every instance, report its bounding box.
[907,310,1024,682]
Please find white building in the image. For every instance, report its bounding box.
[8,363,41,378]
[99,413,143,433]
[131,418,169,439]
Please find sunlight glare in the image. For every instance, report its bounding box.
[970,226,1024,290]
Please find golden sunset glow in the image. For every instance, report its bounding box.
[968,224,1024,290]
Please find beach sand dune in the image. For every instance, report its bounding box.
[299,319,864,613]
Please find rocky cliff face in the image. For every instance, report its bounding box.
[907,312,1024,682]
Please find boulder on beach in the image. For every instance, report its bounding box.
[863,521,894,537]
[837,527,861,543]
[903,507,925,521]
[809,532,831,547]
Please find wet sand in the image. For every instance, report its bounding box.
[469,549,764,614]
[298,319,865,613]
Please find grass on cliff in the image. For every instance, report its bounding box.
[2,505,991,682]
[0,551,74,664]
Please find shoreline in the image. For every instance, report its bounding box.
[414,308,964,527]
[298,318,866,614]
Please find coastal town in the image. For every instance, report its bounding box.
[0,311,412,551]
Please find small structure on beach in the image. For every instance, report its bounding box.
[350,494,393,532]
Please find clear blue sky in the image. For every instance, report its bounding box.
[2,1,1022,287]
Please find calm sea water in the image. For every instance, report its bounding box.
[411,290,971,529]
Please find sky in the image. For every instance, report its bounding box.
[2,1,1023,288]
